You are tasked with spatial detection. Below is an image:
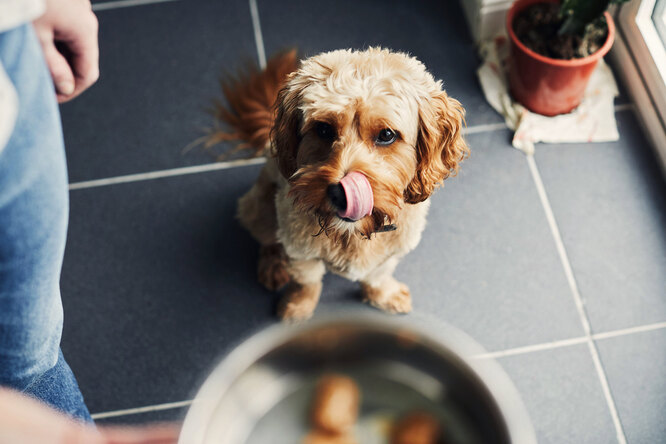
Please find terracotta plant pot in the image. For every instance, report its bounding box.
[507,0,616,116]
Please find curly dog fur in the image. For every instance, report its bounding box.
[213,48,468,321]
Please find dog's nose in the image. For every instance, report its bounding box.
[326,183,347,211]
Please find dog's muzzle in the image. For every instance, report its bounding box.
[327,171,374,221]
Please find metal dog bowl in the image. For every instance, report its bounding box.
[179,313,536,444]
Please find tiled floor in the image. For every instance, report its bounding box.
[58,0,666,442]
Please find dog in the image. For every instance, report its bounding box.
[212,48,468,321]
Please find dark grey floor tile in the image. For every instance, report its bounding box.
[61,165,276,413]
[256,0,504,128]
[498,345,617,444]
[94,407,187,426]
[60,0,256,183]
[395,129,584,351]
[534,111,666,333]
[596,329,666,444]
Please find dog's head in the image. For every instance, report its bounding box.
[271,48,468,239]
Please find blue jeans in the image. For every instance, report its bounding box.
[0,25,91,422]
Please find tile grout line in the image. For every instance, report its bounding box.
[464,102,631,135]
[585,340,627,442]
[526,154,627,444]
[90,320,666,419]
[91,400,193,420]
[593,320,666,340]
[67,103,635,190]
[65,121,504,190]
[526,156,592,333]
[475,320,666,360]
[473,336,589,360]
[68,157,266,190]
[92,0,178,12]
[248,0,267,69]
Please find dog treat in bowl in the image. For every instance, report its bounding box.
[178,316,538,444]
[391,412,442,444]
[310,374,360,434]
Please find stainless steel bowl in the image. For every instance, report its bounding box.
[179,313,536,444]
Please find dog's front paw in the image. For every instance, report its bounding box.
[258,244,291,291]
[277,282,322,322]
[362,279,412,314]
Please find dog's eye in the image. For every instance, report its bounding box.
[376,128,397,146]
[315,122,335,141]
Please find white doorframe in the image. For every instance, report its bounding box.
[612,0,666,174]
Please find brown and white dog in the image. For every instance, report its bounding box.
[214,48,468,321]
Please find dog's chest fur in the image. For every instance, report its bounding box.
[274,175,430,282]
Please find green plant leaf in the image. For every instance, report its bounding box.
[559,0,612,36]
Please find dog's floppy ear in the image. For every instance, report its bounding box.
[271,79,303,179]
[403,90,469,204]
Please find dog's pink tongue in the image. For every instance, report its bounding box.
[338,172,373,221]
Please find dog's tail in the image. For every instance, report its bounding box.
[204,49,299,158]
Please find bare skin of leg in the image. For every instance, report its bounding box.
[278,259,326,321]
[237,163,291,291]
[360,257,412,314]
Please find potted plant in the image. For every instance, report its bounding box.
[507,0,627,116]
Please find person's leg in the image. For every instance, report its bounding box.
[0,24,90,422]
